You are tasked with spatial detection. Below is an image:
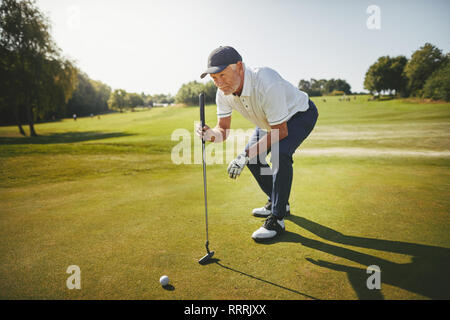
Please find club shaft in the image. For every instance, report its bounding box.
[202,140,209,243]
[199,92,210,251]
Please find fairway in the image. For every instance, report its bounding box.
[0,96,449,300]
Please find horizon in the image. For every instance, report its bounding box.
[35,0,450,96]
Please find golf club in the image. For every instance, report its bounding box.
[198,92,215,265]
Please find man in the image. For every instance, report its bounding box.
[196,46,318,241]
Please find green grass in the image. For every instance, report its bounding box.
[0,95,449,299]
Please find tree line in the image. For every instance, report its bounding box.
[107,89,174,113]
[297,78,352,96]
[364,43,449,101]
[0,0,175,134]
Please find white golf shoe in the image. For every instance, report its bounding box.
[252,214,285,241]
[252,201,290,217]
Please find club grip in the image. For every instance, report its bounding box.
[199,93,205,127]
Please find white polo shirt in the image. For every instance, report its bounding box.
[216,64,309,131]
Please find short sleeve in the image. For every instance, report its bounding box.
[216,91,232,118]
[262,82,290,126]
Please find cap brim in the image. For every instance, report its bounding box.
[200,65,228,79]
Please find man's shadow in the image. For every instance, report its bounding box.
[259,215,450,300]
[200,257,319,300]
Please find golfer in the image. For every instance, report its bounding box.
[196,46,318,241]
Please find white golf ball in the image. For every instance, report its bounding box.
[159,275,169,286]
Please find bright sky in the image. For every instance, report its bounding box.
[35,0,449,96]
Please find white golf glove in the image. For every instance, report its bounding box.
[227,152,249,179]
[195,123,216,142]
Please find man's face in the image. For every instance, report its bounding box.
[210,63,242,95]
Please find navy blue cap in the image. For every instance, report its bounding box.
[200,46,242,79]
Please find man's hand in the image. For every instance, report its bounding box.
[227,152,249,179]
[195,123,216,142]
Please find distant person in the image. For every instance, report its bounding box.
[196,46,318,241]
[73,114,77,121]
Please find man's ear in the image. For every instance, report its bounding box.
[237,61,244,74]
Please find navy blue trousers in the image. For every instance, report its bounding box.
[245,99,318,219]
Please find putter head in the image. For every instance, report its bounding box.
[198,251,215,265]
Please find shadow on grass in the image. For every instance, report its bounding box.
[256,215,450,300]
[0,131,134,145]
[162,284,175,291]
[205,258,319,300]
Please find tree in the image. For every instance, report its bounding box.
[66,72,95,116]
[325,78,351,95]
[140,92,153,107]
[0,44,26,133]
[0,0,77,136]
[203,80,217,103]
[298,79,321,96]
[298,79,311,92]
[35,56,78,121]
[422,57,450,101]
[108,89,127,112]
[311,79,327,94]
[175,81,206,105]
[404,43,446,97]
[126,92,144,110]
[152,93,174,104]
[90,79,111,113]
[364,56,408,96]
[175,81,216,105]
[386,56,408,97]
[335,79,351,95]
[66,72,111,117]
